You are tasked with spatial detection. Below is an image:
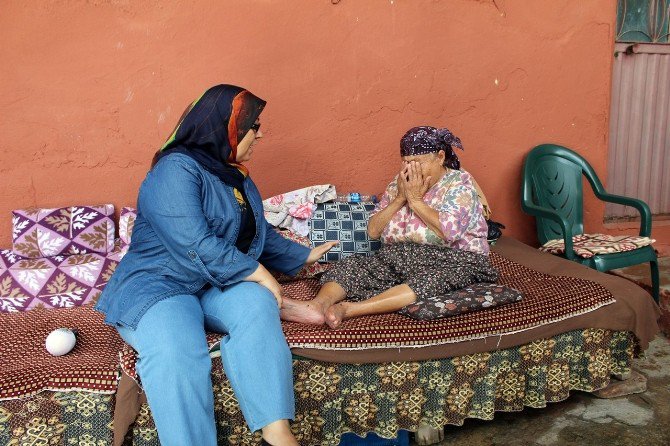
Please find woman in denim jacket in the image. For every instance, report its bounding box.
[96,85,334,446]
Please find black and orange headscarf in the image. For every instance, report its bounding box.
[152,84,266,190]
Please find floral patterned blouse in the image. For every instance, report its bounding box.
[371,169,489,255]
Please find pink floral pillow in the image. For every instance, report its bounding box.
[12,205,116,258]
[119,207,137,247]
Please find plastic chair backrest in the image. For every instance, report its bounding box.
[522,144,599,245]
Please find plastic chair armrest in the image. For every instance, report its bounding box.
[521,202,577,260]
[597,193,652,237]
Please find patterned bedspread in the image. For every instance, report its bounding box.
[282,252,616,349]
[0,329,633,445]
[0,242,618,402]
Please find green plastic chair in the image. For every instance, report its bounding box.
[521,144,659,303]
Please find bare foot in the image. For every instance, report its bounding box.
[280,298,326,325]
[262,433,298,446]
[325,302,350,329]
[262,419,299,446]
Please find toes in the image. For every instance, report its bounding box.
[324,307,342,329]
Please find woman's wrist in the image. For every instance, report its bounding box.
[244,263,269,282]
[391,196,407,207]
[406,195,423,210]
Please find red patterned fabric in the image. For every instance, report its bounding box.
[0,306,123,400]
[280,253,614,349]
[121,252,616,379]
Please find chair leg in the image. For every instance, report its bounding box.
[650,260,660,304]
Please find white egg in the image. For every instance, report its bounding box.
[45,328,77,356]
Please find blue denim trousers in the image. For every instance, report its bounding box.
[117,282,294,446]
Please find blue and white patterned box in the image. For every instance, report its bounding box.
[309,202,382,262]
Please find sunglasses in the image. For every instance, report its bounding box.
[250,122,261,132]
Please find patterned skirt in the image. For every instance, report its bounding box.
[320,242,498,306]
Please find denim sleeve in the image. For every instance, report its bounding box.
[259,221,310,276]
[138,156,259,287]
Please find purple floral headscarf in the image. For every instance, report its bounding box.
[400,126,464,170]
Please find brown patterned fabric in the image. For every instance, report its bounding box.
[114,329,633,446]
[319,242,498,302]
[0,392,115,445]
[0,306,123,400]
[292,236,658,363]
[540,233,654,258]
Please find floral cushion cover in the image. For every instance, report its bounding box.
[12,205,116,258]
[398,282,524,320]
[0,249,120,313]
[540,233,654,259]
[118,207,137,247]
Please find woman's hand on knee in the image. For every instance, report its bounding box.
[244,264,284,308]
[306,241,338,264]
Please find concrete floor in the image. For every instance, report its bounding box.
[420,334,670,446]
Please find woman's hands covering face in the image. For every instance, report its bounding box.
[398,161,431,203]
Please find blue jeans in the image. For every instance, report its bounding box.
[117,282,294,446]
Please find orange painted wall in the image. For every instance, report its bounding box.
[1,0,640,248]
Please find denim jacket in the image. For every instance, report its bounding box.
[95,153,310,329]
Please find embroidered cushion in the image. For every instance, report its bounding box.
[308,202,382,262]
[539,234,655,259]
[119,207,137,247]
[398,283,524,321]
[0,250,117,313]
[12,205,116,258]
